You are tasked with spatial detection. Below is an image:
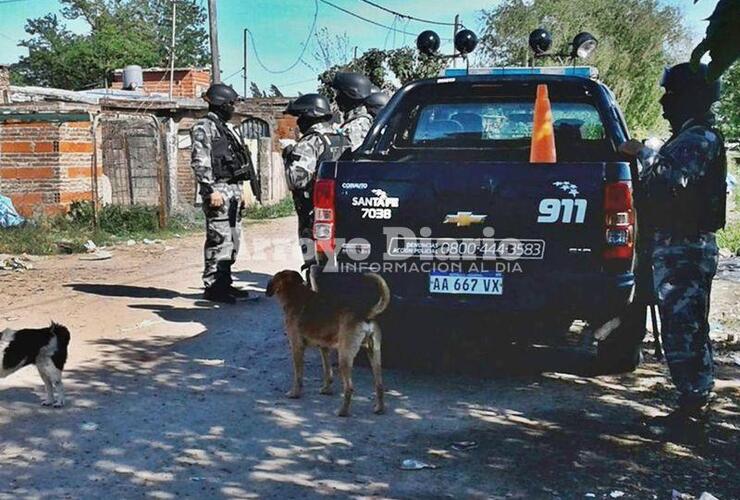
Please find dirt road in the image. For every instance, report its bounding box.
[1,216,737,499]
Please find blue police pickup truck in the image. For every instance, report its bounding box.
[311,67,647,370]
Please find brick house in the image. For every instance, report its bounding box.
[110,67,211,98]
[1,65,299,217]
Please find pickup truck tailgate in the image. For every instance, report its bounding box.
[327,160,629,310]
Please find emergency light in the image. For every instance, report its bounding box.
[441,66,598,78]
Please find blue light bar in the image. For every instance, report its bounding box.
[442,66,597,79]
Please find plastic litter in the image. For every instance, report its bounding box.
[0,194,24,228]
[610,492,625,498]
[81,422,98,431]
[698,493,719,500]
[400,459,438,470]
[84,240,97,253]
[126,239,136,246]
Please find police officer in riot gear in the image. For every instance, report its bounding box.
[330,72,374,152]
[192,83,257,303]
[365,91,391,119]
[620,62,726,434]
[283,93,346,275]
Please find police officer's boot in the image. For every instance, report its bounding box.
[645,398,710,439]
[227,285,251,299]
[204,278,236,304]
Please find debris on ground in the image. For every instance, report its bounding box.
[126,239,136,246]
[400,459,438,471]
[450,441,479,451]
[80,422,99,432]
[610,491,625,498]
[0,256,34,271]
[698,493,719,500]
[142,239,154,245]
[0,194,24,228]
[717,257,740,283]
[79,250,113,261]
[84,240,97,253]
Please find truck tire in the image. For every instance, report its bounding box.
[595,302,647,373]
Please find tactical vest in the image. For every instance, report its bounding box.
[314,131,348,163]
[640,125,726,235]
[206,116,252,183]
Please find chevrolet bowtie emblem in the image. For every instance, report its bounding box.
[443,211,487,227]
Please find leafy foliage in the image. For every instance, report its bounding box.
[690,0,740,81]
[317,47,444,102]
[478,0,689,136]
[716,63,739,141]
[12,0,209,90]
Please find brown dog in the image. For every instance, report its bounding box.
[266,270,390,416]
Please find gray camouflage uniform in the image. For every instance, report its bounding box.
[191,112,244,289]
[285,122,336,265]
[638,116,724,407]
[340,105,373,152]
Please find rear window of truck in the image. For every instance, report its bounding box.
[371,79,618,162]
[411,102,605,144]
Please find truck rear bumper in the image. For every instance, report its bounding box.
[311,265,635,319]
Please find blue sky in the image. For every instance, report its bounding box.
[0,0,718,95]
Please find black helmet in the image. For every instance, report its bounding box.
[365,91,390,117]
[203,83,239,106]
[661,63,720,102]
[284,93,332,118]
[331,72,373,101]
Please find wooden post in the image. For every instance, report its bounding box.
[208,0,220,83]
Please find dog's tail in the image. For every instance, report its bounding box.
[364,273,390,319]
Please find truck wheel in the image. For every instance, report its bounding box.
[596,302,647,374]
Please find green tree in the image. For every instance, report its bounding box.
[690,0,739,81]
[11,0,209,90]
[716,63,739,141]
[478,0,689,136]
[317,47,443,101]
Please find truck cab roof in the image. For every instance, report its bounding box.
[359,71,628,163]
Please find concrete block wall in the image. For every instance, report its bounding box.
[0,119,95,216]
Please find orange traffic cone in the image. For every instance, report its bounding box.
[530,84,557,163]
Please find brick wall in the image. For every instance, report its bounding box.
[111,69,211,98]
[0,119,95,216]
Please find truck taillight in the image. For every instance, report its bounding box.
[313,179,336,254]
[603,181,634,260]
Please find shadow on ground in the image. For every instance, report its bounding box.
[2,273,738,498]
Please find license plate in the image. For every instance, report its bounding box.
[429,272,503,295]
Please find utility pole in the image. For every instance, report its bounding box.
[354,46,358,61]
[243,29,248,98]
[452,14,460,68]
[168,0,177,99]
[208,0,220,83]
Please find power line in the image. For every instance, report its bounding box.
[318,0,416,38]
[245,0,319,75]
[358,0,457,27]
[0,0,32,4]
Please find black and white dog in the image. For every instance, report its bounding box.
[0,323,70,407]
